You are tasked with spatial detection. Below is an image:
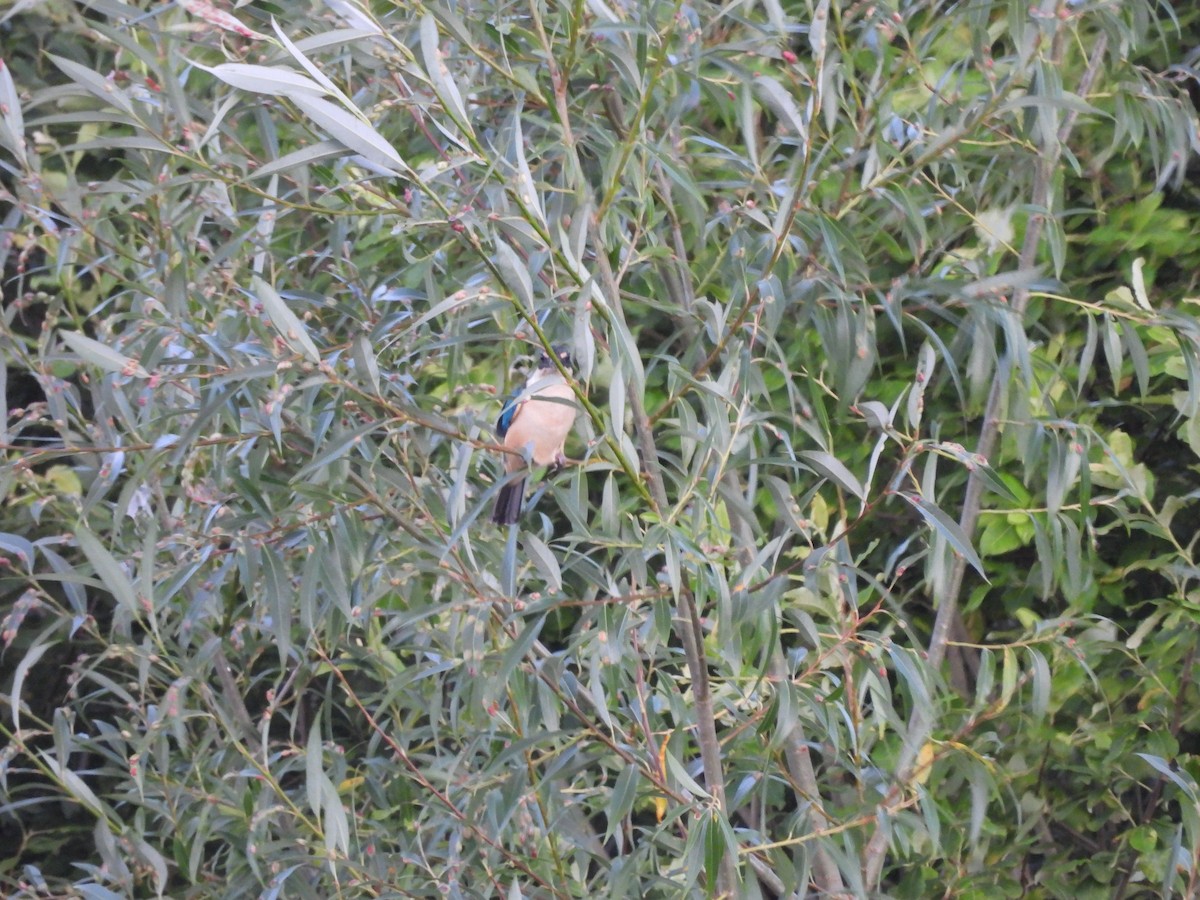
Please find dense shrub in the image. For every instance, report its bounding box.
[2,0,1199,896]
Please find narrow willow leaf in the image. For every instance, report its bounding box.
[607,360,626,449]
[523,533,563,593]
[132,838,168,898]
[0,58,25,165]
[739,84,759,170]
[610,310,646,398]
[760,0,787,32]
[75,525,140,615]
[294,25,382,48]
[1101,314,1123,393]
[292,421,377,483]
[306,723,323,817]
[997,90,1105,117]
[974,648,994,708]
[61,331,149,378]
[262,546,292,667]
[1136,753,1199,803]
[252,275,321,363]
[420,14,473,137]
[1120,321,1150,396]
[681,813,707,893]
[0,531,35,570]
[203,62,326,98]
[254,175,278,275]
[250,140,344,179]
[1126,610,1162,650]
[319,771,351,856]
[1032,516,1054,599]
[918,784,941,850]
[959,267,1043,300]
[809,0,830,60]
[1130,257,1153,310]
[40,752,106,817]
[501,525,518,595]
[753,75,806,142]
[271,18,352,108]
[1045,440,1065,517]
[968,765,989,847]
[1077,313,1098,395]
[888,643,931,712]
[999,646,1017,711]
[493,240,534,312]
[705,810,730,890]
[64,136,170,155]
[898,492,987,581]
[664,750,710,799]
[820,49,838,132]
[10,638,51,730]
[906,341,936,432]
[1063,515,1086,597]
[734,535,784,592]
[351,334,381,393]
[509,102,543,226]
[799,450,865,501]
[856,400,892,431]
[490,616,545,706]
[290,93,405,172]
[605,765,639,844]
[1028,648,1050,720]
[47,54,133,114]
[588,662,613,728]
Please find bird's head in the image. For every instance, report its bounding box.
[538,345,574,372]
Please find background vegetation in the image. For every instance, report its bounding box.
[2,0,1200,896]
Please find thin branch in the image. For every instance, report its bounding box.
[594,220,737,898]
[927,30,1110,673]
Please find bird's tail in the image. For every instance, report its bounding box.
[492,476,526,525]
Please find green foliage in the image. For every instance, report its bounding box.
[1,0,1199,896]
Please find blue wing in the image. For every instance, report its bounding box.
[496,389,523,438]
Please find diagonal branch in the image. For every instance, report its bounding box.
[593,241,738,898]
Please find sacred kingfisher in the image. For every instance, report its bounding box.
[491,346,577,525]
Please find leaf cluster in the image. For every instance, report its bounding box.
[1,0,1200,896]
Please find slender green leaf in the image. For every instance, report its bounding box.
[203,62,327,98]
[290,93,405,172]
[897,492,987,581]
[252,275,321,363]
[61,331,149,378]
[800,450,865,501]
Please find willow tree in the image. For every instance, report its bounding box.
[2,0,1199,895]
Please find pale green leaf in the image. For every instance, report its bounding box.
[290,93,405,172]
[75,525,140,616]
[252,275,321,363]
[0,57,25,165]
[48,54,133,114]
[753,75,806,141]
[898,492,987,581]
[420,14,473,137]
[799,450,865,501]
[61,331,149,378]
[203,62,327,98]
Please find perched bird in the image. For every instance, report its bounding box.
[492,346,577,525]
